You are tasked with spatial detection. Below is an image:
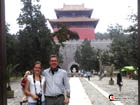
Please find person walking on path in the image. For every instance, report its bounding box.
[117,73,123,94]
[87,71,91,81]
[43,55,70,105]
[24,61,46,105]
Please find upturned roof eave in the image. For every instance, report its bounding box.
[55,9,93,11]
[48,19,99,23]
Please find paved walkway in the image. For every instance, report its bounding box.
[69,77,123,105]
[83,78,123,105]
[69,77,92,105]
[80,76,138,105]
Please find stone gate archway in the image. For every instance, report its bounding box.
[67,61,79,72]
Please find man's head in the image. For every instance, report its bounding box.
[49,55,59,69]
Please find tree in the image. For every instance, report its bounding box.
[95,32,110,40]
[6,64,19,91]
[109,15,138,69]
[110,36,129,69]
[101,50,112,65]
[96,49,113,66]
[107,24,130,69]
[52,23,79,46]
[75,39,98,71]
[17,0,59,73]
[125,14,138,67]
[5,24,18,66]
[107,24,124,39]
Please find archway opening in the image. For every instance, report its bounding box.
[70,64,79,73]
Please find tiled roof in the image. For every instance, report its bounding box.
[55,4,92,11]
[49,17,99,22]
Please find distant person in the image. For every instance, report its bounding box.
[43,55,70,105]
[117,73,123,94]
[127,73,131,79]
[87,71,91,81]
[24,61,46,105]
[21,71,31,102]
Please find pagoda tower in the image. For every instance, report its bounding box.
[49,4,99,40]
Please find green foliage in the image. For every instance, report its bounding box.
[17,0,41,26]
[107,24,124,39]
[16,0,59,73]
[6,64,19,91]
[6,34,17,65]
[75,39,98,71]
[95,20,137,70]
[101,50,112,65]
[109,14,138,69]
[52,23,79,46]
[96,49,112,66]
[95,32,110,40]
[5,24,18,66]
[125,14,138,67]
[110,36,129,69]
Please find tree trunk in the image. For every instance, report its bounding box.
[0,0,7,104]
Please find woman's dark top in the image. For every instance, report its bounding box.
[117,73,122,86]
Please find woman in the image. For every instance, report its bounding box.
[117,73,123,93]
[24,61,45,105]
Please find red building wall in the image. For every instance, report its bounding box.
[53,27,95,40]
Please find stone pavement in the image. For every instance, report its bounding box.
[80,76,138,105]
[7,80,25,105]
[8,77,93,105]
[69,77,123,105]
[81,78,123,105]
[8,76,138,105]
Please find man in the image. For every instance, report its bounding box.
[43,55,70,105]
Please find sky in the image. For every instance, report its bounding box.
[5,0,137,34]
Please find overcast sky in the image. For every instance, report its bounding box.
[5,0,137,34]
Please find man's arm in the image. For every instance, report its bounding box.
[66,92,70,98]
[63,71,70,98]
[63,71,70,104]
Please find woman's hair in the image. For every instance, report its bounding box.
[32,61,41,74]
[32,61,42,80]
[49,55,58,60]
[33,61,41,68]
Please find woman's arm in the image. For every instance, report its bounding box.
[24,79,38,99]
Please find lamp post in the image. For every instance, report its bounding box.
[0,0,7,105]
